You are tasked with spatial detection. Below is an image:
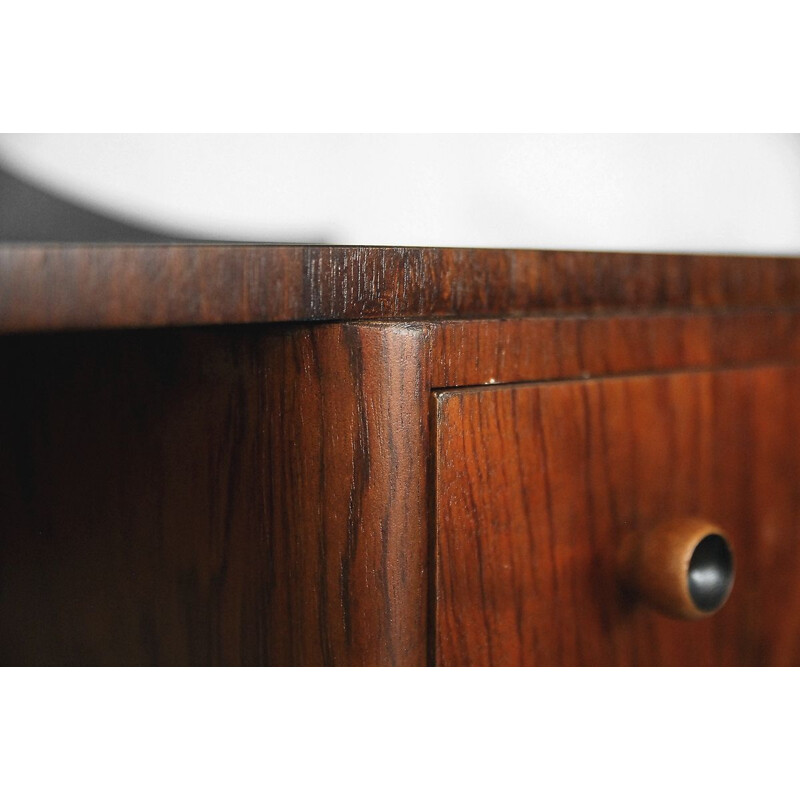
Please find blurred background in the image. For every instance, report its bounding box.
[1,133,799,253]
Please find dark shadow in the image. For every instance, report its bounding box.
[0,165,189,243]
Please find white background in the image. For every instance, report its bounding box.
[2,133,800,253]
[3,0,800,796]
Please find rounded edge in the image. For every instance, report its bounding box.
[619,518,735,620]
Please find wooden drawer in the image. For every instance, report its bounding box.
[434,366,800,665]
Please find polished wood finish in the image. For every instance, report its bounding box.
[3,245,800,665]
[618,518,734,620]
[423,311,800,387]
[261,323,429,665]
[434,367,800,666]
[4,244,800,333]
[0,324,428,665]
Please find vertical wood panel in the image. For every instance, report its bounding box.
[263,323,429,665]
[0,323,429,665]
[0,329,271,664]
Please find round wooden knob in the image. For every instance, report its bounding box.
[618,518,735,620]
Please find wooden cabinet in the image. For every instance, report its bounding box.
[3,245,800,665]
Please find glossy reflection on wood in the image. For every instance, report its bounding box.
[0,324,429,665]
[434,367,800,666]
[4,244,800,332]
[618,519,735,620]
[262,323,429,665]
[4,252,800,664]
[422,311,800,388]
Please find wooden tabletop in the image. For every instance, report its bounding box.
[2,244,800,333]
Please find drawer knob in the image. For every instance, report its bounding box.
[618,518,735,620]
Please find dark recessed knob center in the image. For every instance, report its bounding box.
[688,533,734,613]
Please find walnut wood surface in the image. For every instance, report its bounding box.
[262,323,429,665]
[434,367,800,666]
[0,324,428,665]
[3,287,800,663]
[4,244,800,332]
[422,310,800,387]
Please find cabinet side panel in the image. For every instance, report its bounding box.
[0,324,429,665]
[264,324,429,665]
[0,328,273,665]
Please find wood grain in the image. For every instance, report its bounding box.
[4,251,800,665]
[434,367,800,666]
[0,323,428,665]
[422,310,800,388]
[4,310,800,665]
[4,244,800,333]
[261,323,429,665]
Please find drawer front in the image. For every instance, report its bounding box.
[434,366,800,666]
